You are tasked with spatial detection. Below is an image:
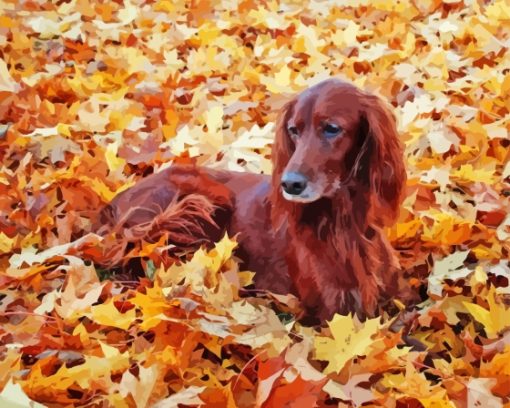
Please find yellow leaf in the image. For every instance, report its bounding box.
[463,302,493,331]
[154,0,175,13]
[421,212,472,246]
[204,105,224,149]
[388,219,422,241]
[72,323,90,345]
[314,314,381,374]
[419,396,455,408]
[0,232,15,254]
[451,164,496,184]
[90,299,136,330]
[260,65,293,94]
[64,351,130,389]
[237,271,255,287]
[208,234,238,270]
[382,362,450,403]
[78,175,134,202]
[197,23,221,45]
[154,346,178,366]
[463,287,510,337]
[99,341,123,359]
[485,0,510,21]
[471,243,502,260]
[470,266,488,287]
[130,282,171,330]
[109,110,134,131]
[56,123,72,137]
[104,140,126,172]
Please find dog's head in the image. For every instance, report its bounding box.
[271,78,406,227]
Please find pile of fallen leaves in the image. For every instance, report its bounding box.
[0,0,509,406]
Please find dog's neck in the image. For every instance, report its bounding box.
[284,187,370,241]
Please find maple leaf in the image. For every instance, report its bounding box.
[463,287,510,338]
[89,298,136,330]
[381,361,453,406]
[130,281,177,331]
[118,365,160,408]
[314,314,382,374]
[427,250,470,297]
[0,232,16,254]
[256,351,326,408]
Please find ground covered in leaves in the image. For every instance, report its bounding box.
[0,0,509,407]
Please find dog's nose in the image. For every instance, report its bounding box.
[281,172,308,195]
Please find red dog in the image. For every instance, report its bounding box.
[96,78,406,322]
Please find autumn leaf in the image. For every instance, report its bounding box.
[0,232,16,254]
[314,314,382,374]
[0,380,45,408]
[463,287,510,338]
[90,298,136,330]
[152,386,206,408]
[427,250,470,297]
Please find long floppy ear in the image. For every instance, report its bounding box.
[271,100,296,229]
[360,93,406,226]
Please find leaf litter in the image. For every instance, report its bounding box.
[0,0,509,406]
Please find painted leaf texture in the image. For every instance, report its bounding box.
[0,0,509,407]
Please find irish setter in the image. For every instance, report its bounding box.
[96,78,407,323]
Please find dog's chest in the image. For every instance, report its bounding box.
[226,179,293,295]
[288,226,358,288]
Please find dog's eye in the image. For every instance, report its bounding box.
[287,125,299,138]
[323,123,342,138]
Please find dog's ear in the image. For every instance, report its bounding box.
[361,94,406,226]
[271,99,296,229]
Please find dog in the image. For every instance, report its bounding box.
[95,78,407,323]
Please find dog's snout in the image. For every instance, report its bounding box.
[281,172,308,195]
